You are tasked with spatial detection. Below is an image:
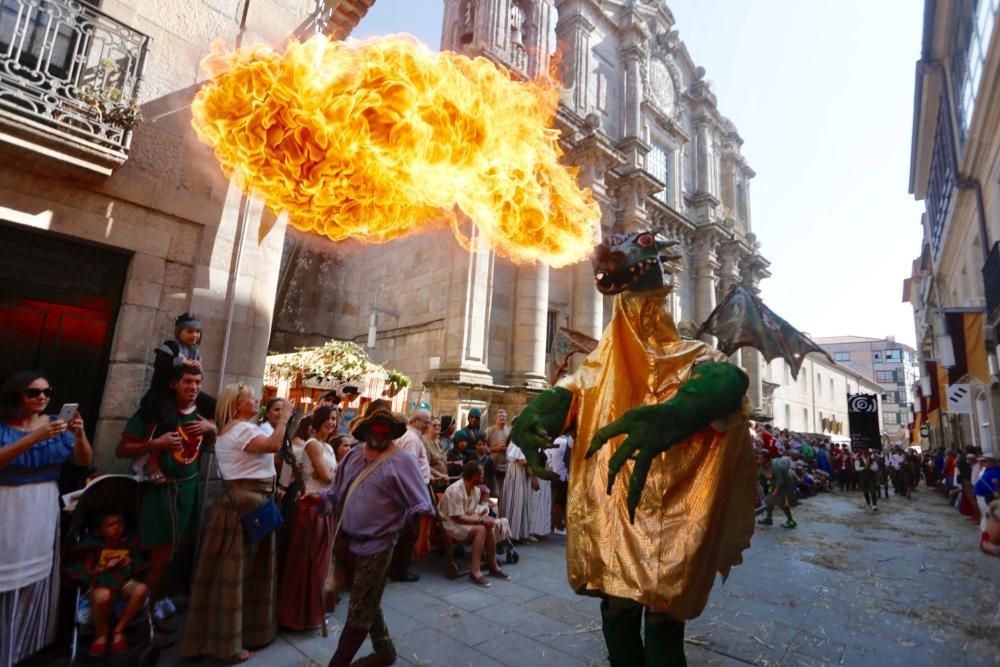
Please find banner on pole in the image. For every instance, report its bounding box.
[847,393,880,449]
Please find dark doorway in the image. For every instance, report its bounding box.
[0,221,130,439]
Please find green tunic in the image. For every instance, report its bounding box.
[123,409,205,549]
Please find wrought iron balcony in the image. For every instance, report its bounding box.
[985,241,1000,321]
[0,0,149,171]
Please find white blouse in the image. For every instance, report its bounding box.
[302,438,337,495]
[216,421,275,480]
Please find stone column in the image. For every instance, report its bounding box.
[432,225,495,384]
[692,236,719,337]
[554,4,594,114]
[509,262,549,388]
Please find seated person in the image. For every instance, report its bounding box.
[67,512,150,657]
[438,461,510,587]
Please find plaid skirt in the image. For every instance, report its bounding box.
[181,478,277,660]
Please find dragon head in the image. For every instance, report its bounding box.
[592,229,683,295]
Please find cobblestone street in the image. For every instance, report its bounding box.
[154,487,999,666]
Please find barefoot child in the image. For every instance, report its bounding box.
[67,512,149,657]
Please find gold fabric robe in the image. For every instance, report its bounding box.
[558,289,756,619]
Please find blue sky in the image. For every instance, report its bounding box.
[353,0,926,347]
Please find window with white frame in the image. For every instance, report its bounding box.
[648,141,671,205]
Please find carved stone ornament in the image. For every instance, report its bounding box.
[648,58,674,112]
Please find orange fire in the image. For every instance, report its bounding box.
[191,35,600,267]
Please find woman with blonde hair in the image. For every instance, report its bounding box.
[181,383,290,663]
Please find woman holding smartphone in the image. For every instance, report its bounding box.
[0,370,91,667]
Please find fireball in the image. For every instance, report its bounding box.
[191,35,600,267]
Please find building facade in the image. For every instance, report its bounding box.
[762,354,884,444]
[272,0,772,421]
[906,0,1000,454]
[813,337,920,445]
[0,0,375,468]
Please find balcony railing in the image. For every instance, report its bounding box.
[0,0,149,159]
[985,241,1000,320]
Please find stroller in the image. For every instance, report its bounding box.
[63,475,159,666]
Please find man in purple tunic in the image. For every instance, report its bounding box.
[323,400,433,667]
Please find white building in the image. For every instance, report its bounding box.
[906,0,1000,454]
[763,355,884,444]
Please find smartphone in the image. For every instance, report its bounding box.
[56,403,79,423]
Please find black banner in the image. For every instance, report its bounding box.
[847,393,880,449]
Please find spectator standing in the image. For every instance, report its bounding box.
[858,449,880,512]
[0,371,91,667]
[501,437,536,542]
[757,451,797,528]
[278,407,338,630]
[137,313,215,484]
[438,415,455,453]
[549,434,572,536]
[484,409,511,498]
[181,383,290,663]
[974,455,1000,522]
[116,364,215,632]
[423,417,450,489]
[455,407,483,450]
[889,447,905,495]
[258,397,286,437]
[321,403,434,667]
[388,408,433,582]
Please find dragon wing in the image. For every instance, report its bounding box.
[697,285,832,379]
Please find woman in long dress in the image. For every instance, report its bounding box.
[529,456,553,539]
[181,384,290,663]
[500,438,535,542]
[0,371,91,667]
[277,406,338,630]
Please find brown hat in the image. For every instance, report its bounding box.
[351,399,406,440]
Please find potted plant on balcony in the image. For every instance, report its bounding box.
[73,59,142,132]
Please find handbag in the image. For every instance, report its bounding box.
[221,477,284,545]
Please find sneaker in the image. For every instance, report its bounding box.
[161,597,177,616]
[782,519,797,529]
[872,506,879,512]
[757,517,773,525]
[553,528,567,536]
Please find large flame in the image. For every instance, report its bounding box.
[191,35,600,267]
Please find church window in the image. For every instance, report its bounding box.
[649,141,671,205]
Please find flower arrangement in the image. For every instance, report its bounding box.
[266,340,411,390]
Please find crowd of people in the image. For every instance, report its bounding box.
[750,423,1000,559]
[0,313,576,667]
[4,312,998,666]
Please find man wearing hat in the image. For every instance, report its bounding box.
[322,400,434,667]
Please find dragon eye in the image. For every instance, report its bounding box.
[637,233,654,248]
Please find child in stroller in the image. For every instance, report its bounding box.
[64,475,157,665]
[67,512,149,656]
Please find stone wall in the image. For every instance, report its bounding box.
[0,1,310,468]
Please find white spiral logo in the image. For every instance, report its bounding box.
[848,395,877,413]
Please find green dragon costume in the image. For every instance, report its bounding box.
[511,229,826,666]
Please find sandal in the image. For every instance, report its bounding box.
[226,649,253,663]
[488,568,510,580]
[89,635,108,657]
[111,632,128,655]
[469,573,491,588]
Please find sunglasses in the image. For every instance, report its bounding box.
[25,387,53,398]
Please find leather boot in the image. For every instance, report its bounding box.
[327,625,369,667]
[350,646,396,666]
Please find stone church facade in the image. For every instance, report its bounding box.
[272,0,771,419]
